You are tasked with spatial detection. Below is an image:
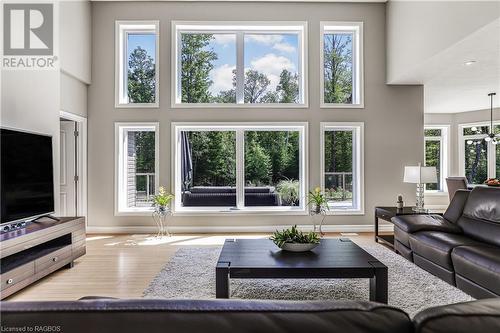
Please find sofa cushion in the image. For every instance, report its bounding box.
[391,215,462,234]
[409,232,482,270]
[414,298,500,333]
[451,245,500,295]
[0,299,413,333]
[443,189,470,223]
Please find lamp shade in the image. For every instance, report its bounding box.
[404,166,437,184]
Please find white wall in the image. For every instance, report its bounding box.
[387,1,500,84]
[87,1,424,231]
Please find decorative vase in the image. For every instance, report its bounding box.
[152,205,172,237]
[310,205,326,236]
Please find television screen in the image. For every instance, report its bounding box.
[1,128,55,223]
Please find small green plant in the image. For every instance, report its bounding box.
[270,225,320,248]
[307,187,330,213]
[153,186,174,208]
[276,179,300,206]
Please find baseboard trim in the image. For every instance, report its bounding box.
[86,224,394,234]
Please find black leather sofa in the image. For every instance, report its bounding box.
[1,298,500,333]
[182,186,280,206]
[392,187,500,299]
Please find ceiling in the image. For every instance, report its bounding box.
[424,18,500,113]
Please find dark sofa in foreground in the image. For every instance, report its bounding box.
[392,187,500,299]
[1,298,500,333]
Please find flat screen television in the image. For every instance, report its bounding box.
[1,128,55,224]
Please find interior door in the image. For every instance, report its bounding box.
[60,120,77,216]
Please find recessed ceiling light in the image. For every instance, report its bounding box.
[464,60,477,66]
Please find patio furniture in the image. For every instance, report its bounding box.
[182,186,280,207]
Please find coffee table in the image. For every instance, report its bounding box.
[216,238,388,303]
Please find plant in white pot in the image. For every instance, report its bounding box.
[270,225,320,252]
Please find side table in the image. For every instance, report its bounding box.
[374,207,430,250]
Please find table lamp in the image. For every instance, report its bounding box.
[403,163,437,212]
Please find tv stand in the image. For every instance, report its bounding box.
[31,214,61,222]
[0,217,85,300]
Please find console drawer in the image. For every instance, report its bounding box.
[35,245,72,273]
[1,262,35,291]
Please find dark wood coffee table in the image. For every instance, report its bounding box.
[216,238,388,303]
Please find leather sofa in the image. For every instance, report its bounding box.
[182,186,280,206]
[392,187,500,299]
[1,298,500,333]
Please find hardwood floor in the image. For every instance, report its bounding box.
[6,232,377,301]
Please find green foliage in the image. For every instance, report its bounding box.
[425,140,441,190]
[134,131,155,173]
[465,140,488,184]
[245,137,272,185]
[244,69,271,103]
[323,34,353,104]
[153,187,174,207]
[307,187,330,212]
[276,69,299,103]
[128,47,156,103]
[324,130,352,173]
[276,179,300,206]
[270,225,320,248]
[181,34,218,103]
[189,131,236,186]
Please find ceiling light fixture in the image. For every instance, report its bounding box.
[483,93,498,145]
[464,60,477,66]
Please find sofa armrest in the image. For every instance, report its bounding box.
[414,298,500,333]
[391,215,462,234]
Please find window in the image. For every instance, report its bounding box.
[115,123,159,215]
[424,126,449,192]
[172,22,307,107]
[460,123,500,184]
[172,123,307,213]
[115,21,159,107]
[320,123,364,214]
[320,22,363,108]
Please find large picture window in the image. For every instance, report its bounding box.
[424,126,449,192]
[172,123,307,213]
[320,123,364,214]
[460,123,500,184]
[172,22,307,107]
[115,21,159,108]
[115,123,159,214]
[320,22,363,108]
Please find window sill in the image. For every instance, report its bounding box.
[173,208,308,216]
[170,103,309,109]
[425,191,448,197]
[325,210,365,216]
[320,103,364,109]
[115,103,159,109]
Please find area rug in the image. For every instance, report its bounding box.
[143,242,473,317]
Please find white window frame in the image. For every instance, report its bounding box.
[320,122,364,215]
[115,122,159,216]
[171,21,308,108]
[115,21,160,108]
[424,125,450,194]
[320,22,364,109]
[171,122,308,215]
[459,121,499,184]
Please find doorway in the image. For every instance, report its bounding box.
[59,111,87,218]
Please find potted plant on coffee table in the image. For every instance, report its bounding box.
[270,225,320,252]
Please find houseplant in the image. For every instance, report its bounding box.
[153,186,174,212]
[307,187,330,235]
[270,225,320,252]
[151,187,174,237]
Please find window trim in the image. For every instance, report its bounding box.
[171,122,308,215]
[320,22,364,109]
[171,21,308,108]
[114,122,160,216]
[424,125,450,194]
[459,121,500,184]
[115,20,160,108]
[320,122,365,215]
